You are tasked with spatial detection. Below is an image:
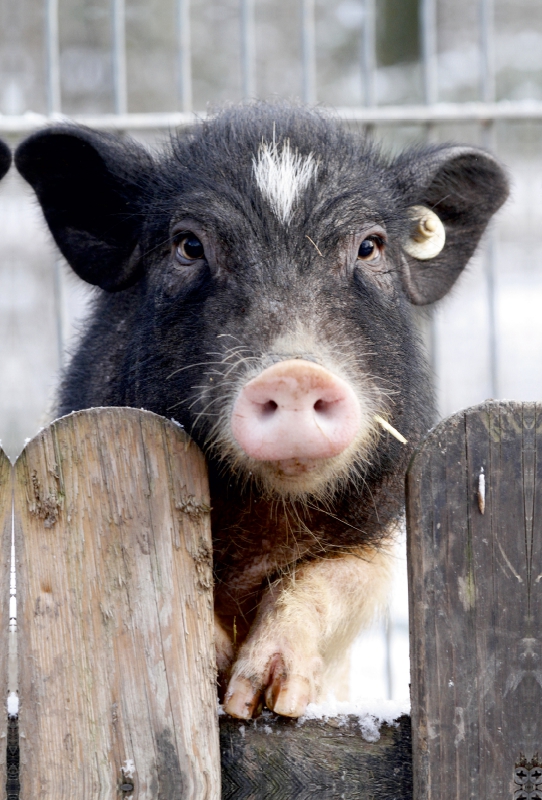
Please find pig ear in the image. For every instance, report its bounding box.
[394,146,509,305]
[15,126,154,292]
[0,139,11,181]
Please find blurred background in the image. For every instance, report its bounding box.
[1,0,541,704]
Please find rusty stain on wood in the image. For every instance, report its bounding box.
[15,407,220,800]
[407,401,542,800]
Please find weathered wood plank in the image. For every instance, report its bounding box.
[407,401,542,800]
[0,447,11,798]
[15,408,220,800]
[4,714,415,800]
[219,714,413,800]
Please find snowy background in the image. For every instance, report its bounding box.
[1,0,542,707]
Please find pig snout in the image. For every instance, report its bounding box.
[231,360,362,462]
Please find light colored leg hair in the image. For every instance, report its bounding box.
[224,542,395,718]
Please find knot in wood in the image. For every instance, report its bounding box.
[176,494,212,518]
[189,538,213,591]
[29,469,62,528]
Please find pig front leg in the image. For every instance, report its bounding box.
[214,613,235,677]
[223,545,393,719]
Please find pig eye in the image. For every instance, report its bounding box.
[173,233,205,264]
[357,236,383,262]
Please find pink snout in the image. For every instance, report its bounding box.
[231,360,362,462]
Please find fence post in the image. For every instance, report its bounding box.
[14,407,220,799]
[0,449,11,797]
[407,401,542,799]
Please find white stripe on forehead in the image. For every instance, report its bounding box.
[252,137,319,225]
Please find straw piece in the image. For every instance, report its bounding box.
[374,414,408,444]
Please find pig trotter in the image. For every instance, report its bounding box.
[224,545,394,718]
[224,636,321,719]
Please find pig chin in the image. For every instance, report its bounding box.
[242,431,373,499]
[235,433,376,499]
[259,453,354,496]
[274,458,322,477]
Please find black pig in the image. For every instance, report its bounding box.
[0,139,11,180]
[15,105,508,718]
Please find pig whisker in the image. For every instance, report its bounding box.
[212,342,252,352]
[202,375,240,385]
[303,502,371,537]
[204,350,259,370]
[187,394,226,418]
[220,360,255,381]
[166,399,184,411]
[167,361,231,379]
[167,351,258,381]
[206,346,255,359]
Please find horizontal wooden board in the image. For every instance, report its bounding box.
[219,714,412,800]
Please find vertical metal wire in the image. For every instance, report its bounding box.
[384,612,393,700]
[45,0,61,114]
[301,0,316,105]
[420,0,439,394]
[480,0,498,398]
[479,0,495,104]
[53,258,68,368]
[112,0,128,115]
[361,0,376,107]
[45,0,66,365]
[240,0,256,99]
[482,146,498,399]
[177,0,193,112]
[420,0,438,106]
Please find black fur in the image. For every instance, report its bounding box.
[0,139,11,182]
[16,104,509,629]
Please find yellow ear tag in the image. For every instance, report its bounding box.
[403,205,446,261]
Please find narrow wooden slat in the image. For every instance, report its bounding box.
[0,448,11,797]
[407,401,542,799]
[15,408,219,800]
[219,714,413,799]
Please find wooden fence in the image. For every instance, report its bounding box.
[0,401,539,798]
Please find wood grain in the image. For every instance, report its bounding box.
[407,401,542,799]
[15,408,219,799]
[219,713,412,800]
[0,446,11,797]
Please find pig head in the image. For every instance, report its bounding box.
[15,105,508,717]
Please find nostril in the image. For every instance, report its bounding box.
[260,399,278,416]
[313,398,337,415]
